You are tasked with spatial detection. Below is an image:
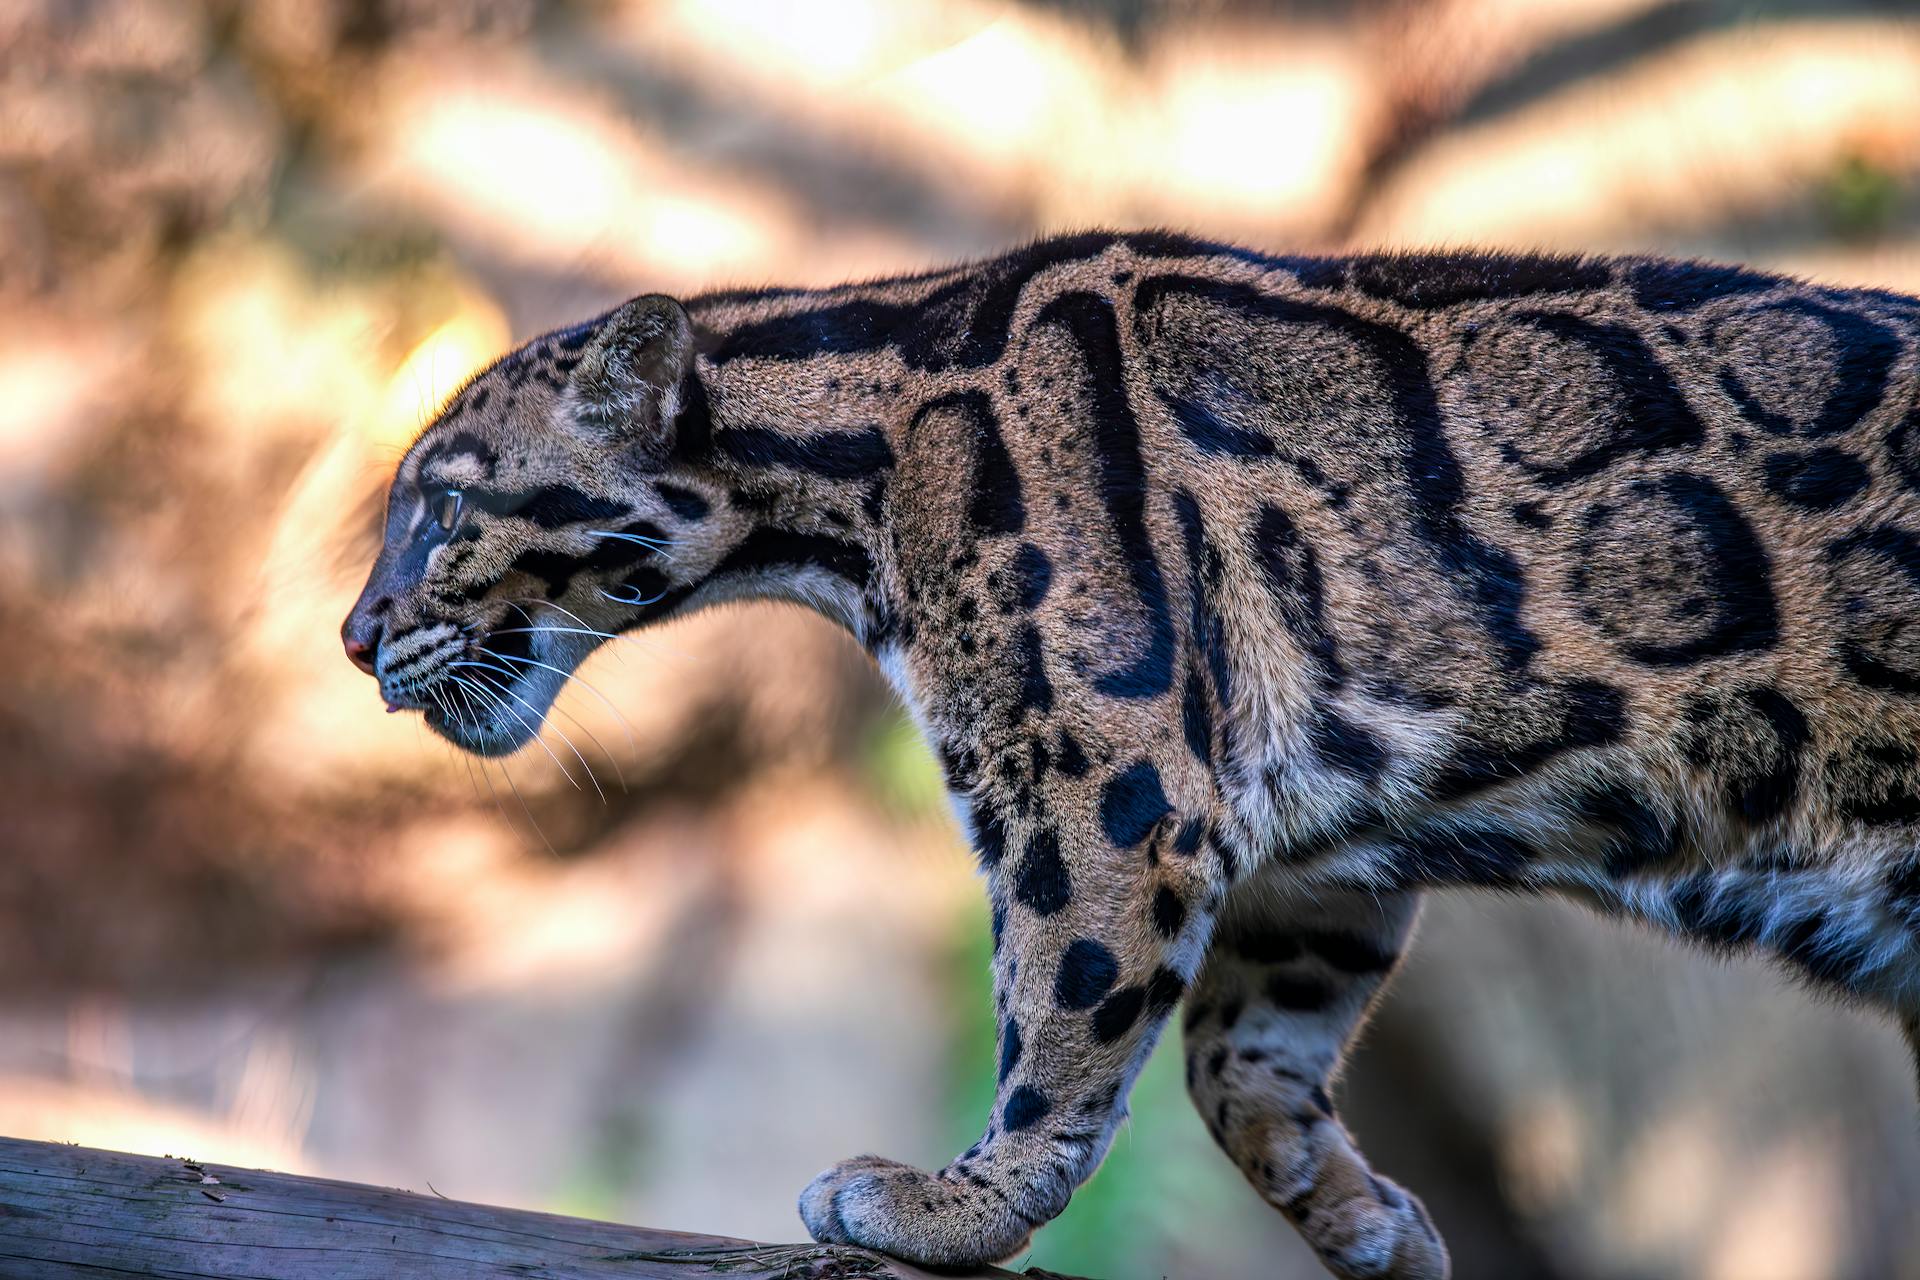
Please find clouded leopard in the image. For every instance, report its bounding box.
[344,231,1920,1279]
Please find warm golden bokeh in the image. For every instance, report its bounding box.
[4,2,1920,1276]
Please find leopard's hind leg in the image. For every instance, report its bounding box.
[1183,882,1447,1280]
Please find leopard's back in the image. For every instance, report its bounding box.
[830,234,1920,1004]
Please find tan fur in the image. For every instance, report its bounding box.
[345,232,1920,1278]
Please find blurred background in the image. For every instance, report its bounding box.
[5,1,1920,1276]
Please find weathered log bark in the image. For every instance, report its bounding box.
[0,1137,1088,1279]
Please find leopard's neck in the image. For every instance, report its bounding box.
[673,289,919,645]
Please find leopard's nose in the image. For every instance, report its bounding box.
[340,600,388,676]
[343,630,378,675]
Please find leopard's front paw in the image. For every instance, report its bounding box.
[799,1154,1035,1268]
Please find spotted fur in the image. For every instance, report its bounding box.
[345,232,1920,1279]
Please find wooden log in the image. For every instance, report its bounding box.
[0,1137,1088,1279]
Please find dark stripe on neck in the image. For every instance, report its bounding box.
[715,426,895,479]
[711,528,873,588]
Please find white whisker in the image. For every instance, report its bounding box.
[496,752,557,858]
[454,657,627,792]
[448,672,585,795]
[600,586,667,608]
[585,529,676,559]
[487,651,639,758]
[462,668,604,803]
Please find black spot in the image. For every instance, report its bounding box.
[990,902,1007,952]
[1146,966,1184,1012]
[1036,292,1176,699]
[1181,668,1212,764]
[1883,400,1920,493]
[1152,887,1187,939]
[1763,448,1869,510]
[1172,818,1206,857]
[503,547,586,601]
[1390,825,1533,887]
[552,321,594,351]
[1885,857,1920,932]
[1299,929,1397,974]
[475,622,534,669]
[1092,988,1146,1043]
[975,811,1009,869]
[715,426,894,479]
[1774,906,1866,991]
[1310,712,1388,781]
[1347,251,1612,308]
[1668,872,1765,950]
[420,429,500,477]
[1055,939,1119,1010]
[1162,389,1276,457]
[1511,501,1552,530]
[1628,259,1780,312]
[1014,828,1073,915]
[614,563,670,603]
[1251,503,1344,685]
[939,741,980,794]
[653,482,710,521]
[1055,731,1090,777]
[1013,623,1054,715]
[1009,543,1053,612]
[1173,490,1235,750]
[1265,974,1334,1010]
[1002,1085,1051,1132]
[999,1019,1023,1083]
[1100,762,1172,848]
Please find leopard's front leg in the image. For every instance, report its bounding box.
[800,765,1224,1267]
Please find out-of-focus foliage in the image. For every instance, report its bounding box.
[4,1,1920,1277]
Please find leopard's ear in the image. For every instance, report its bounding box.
[568,294,694,451]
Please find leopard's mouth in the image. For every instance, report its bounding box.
[410,620,593,758]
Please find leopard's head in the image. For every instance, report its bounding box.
[342,295,739,755]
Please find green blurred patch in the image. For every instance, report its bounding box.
[1820,149,1904,241]
[548,1107,651,1223]
[861,707,949,819]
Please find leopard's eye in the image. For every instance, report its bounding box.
[434,487,464,532]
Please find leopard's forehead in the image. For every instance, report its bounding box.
[400,360,577,492]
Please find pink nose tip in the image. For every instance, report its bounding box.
[343,634,376,675]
